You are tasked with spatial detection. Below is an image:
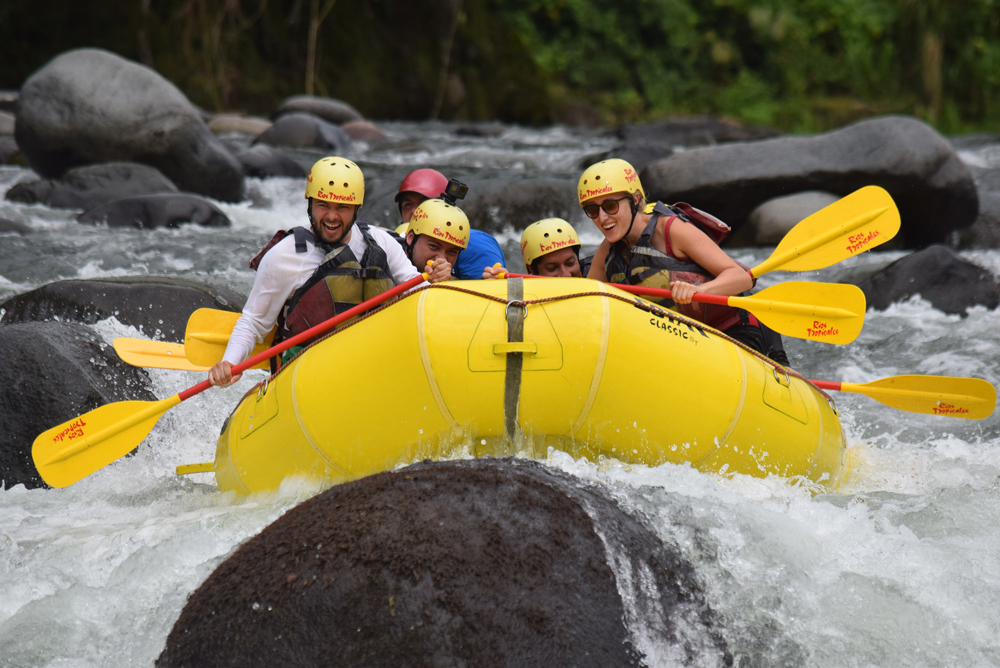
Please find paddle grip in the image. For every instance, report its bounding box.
[179,273,427,402]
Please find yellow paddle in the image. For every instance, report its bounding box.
[113,338,210,372]
[810,375,996,419]
[184,308,274,368]
[748,185,900,277]
[32,273,428,489]
[498,272,865,345]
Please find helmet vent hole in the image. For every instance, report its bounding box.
[595,174,601,180]
[459,225,464,231]
[328,180,334,186]
[446,221,452,227]
[543,233,550,238]
[343,182,349,188]
[556,228,563,233]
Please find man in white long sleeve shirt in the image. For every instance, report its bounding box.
[208,157,451,387]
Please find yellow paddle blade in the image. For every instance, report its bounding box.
[113,337,209,371]
[32,395,181,488]
[184,308,272,369]
[841,375,996,419]
[729,281,866,345]
[750,186,901,276]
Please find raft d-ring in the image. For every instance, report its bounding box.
[505,300,528,320]
[773,366,790,387]
[256,376,269,398]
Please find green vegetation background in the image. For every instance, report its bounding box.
[2,0,998,133]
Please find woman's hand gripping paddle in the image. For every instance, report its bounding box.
[32,274,428,488]
[497,272,865,345]
[748,185,900,277]
[810,375,996,419]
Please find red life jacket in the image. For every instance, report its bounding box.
[250,224,395,362]
[604,202,757,332]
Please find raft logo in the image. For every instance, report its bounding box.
[624,167,637,183]
[933,402,970,416]
[846,229,880,255]
[807,320,840,338]
[580,185,613,199]
[52,418,87,443]
[315,188,356,203]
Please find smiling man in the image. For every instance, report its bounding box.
[581,158,788,364]
[208,157,452,386]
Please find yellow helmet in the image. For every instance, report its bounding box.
[408,199,470,250]
[304,156,364,205]
[577,158,644,204]
[521,218,581,267]
[394,223,410,236]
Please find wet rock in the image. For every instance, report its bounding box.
[158,458,729,668]
[5,162,178,210]
[234,144,306,179]
[856,245,1000,315]
[0,321,156,489]
[340,120,388,145]
[590,118,780,173]
[15,48,244,202]
[77,193,230,229]
[0,217,31,235]
[254,112,352,152]
[0,135,22,165]
[0,276,245,341]
[207,114,272,136]
[0,91,16,114]
[0,111,13,135]
[455,123,505,137]
[957,164,1000,248]
[642,115,978,247]
[461,177,579,234]
[274,94,363,125]
[739,191,841,246]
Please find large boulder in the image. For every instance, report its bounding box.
[158,458,730,667]
[274,95,363,125]
[856,245,1000,315]
[5,162,178,210]
[254,112,352,152]
[15,48,244,202]
[0,276,245,341]
[461,177,580,234]
[340,120,388,145]
[207,114,272,136]
[0,321,156,489]
[588,118,780,173]
[0,111,13,135]
[0,135,22,165]
[234,144,306,179]
[642,115,978,247]
[738,190,841,246]
[77,193,230,229]
[957,164,1000,248]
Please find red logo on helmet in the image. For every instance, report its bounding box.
[580,185,613,199]
[539,238,576,254]
[411,208,430,221]
[316,188,356,202]
[624,168,637,183]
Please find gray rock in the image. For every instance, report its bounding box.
[856,245,1000,315]
[0,321,156,489]
[77,193,230,229]
[455,123,505,137]
[0,91,16,113]
[0,111,13,135]
[157,458,730,667]
[0,276,244,341]
[235,144,306,179]
[274,94,363,124]
[5,162,178,210]
[15,48,244,202]
[254,112,352,152]
[0,217,30,235]
[642,115,978,247]
[588,117,780,173]
[957,164,1000,248]
[340,119,387,145]
[0,135,21,165]
[461,177,580,234]
[207,114,272,136]
[743,191,841,246]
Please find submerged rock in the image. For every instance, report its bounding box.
[461,177,579,233]
[254,112,352,152]
[642,115,978,247]
[0,321,155,489]
[857,245,1000,315]
[274,94,363,125]
[234,144,305,179]
[77,193,230,229]
[15,48,244,202]
[5,162,178,210]
[0,276,245,341]
[158,458,730,667]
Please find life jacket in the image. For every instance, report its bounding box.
[604,202,757,332]
[250,223,395,364]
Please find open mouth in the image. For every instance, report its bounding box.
[602,222,616,231]
[321,220,342,235]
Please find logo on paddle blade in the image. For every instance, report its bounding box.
[933,402,970,416]
[52,418,87,443]
[807,321,840,338]
[846,229,880,255]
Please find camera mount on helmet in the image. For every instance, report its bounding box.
[441,179,469,206]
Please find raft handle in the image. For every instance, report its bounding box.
[505,301,528,321]
[494,342,538,355]
[773,366,790,387]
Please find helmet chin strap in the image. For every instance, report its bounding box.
[621,194,639,250]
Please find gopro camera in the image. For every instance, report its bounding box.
[442,179,469,205]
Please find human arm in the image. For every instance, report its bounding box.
[667,220,752,304]
[585,240,611,281]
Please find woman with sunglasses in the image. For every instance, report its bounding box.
[579,158,788,364]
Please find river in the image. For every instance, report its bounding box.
[1,122,999,666]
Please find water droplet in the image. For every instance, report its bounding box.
[252,602,261,611]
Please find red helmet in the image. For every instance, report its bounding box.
[395,169,449,203]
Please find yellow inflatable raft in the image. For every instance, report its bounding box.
[212,277,848,494]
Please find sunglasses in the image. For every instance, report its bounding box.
[583,195,631,219]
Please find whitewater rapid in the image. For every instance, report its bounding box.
[2,123,1000,666]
